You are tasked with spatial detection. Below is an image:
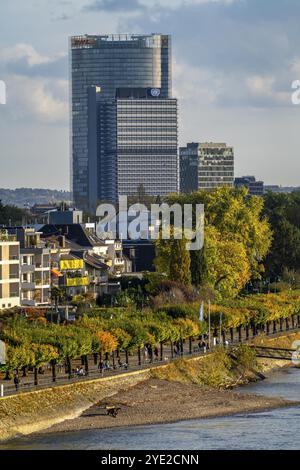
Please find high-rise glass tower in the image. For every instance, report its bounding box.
[69,34,178,210]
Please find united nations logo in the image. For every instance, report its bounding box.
[150,88,161,97]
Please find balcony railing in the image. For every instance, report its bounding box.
[66,277,89,287]
[0,233,17,242]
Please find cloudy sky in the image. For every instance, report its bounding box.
[0,0,299,190]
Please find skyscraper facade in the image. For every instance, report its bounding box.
[180,142,234,193]
[70,34,178,210]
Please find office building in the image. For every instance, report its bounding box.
[95,88,178,200]
[235,176,264,197]
[180,142,234,193]
[0,231,20,309]
[70,34,177,209]
[264,185,300,194]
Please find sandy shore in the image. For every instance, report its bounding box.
[39,378,297,435]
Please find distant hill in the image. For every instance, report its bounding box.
[0,188,72,208]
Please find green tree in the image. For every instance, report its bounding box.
[263,191,300,278]
[155,232,192,287]
[166,187,272,293]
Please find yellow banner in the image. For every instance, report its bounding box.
[66,277,89,287]
[60,259,84,270]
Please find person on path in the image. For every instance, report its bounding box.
[98,360,104,376]
[148,345,153,363]
[14,374,20,392]
[144,345,149,362]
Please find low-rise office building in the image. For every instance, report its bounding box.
[234,176,264,197]
[180,142,234,193]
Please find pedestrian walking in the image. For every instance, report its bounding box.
[148,345,153,363]
[144,345,149,362]
[14,374,20,392]
[98,360,104,375]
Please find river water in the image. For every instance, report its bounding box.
[1,367,300,450]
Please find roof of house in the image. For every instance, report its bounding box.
[39,224,106,248]
[83,252,110,271]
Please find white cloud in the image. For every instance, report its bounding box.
[173,60,221,103]
[0,43,53,67]
[291,58,300,77]
[6,75,68,124]
[0,43,68,124]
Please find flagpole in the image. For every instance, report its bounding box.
[208,299,211,349]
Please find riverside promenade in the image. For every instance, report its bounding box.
[1,318,300,397]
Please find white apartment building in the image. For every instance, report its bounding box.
[0,231,20,309]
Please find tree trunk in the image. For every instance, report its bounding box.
[238,327,242,342]
[230,328,234,342]
[84,355,89,376]
[286,318,289,331]
[273,320,277,334]
[4,370,11,380]
[189,337,192,355]
[222,331,226,344]
[171,342,174,359]
[160,342,163,361]
[112,352,115,369]
[22,366,27,377]
[93,353,98,365]
[34,366,38,386]
[245,325,249,340]
[125,350,129,366]
[180,339,184,356]
[67,357,72,379]
[279,318,283,332]
[138,347,141,366]
[51,360,56,383]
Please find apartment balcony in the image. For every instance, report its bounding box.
[21,299,36,307]
[114,258,125,266]
[35,264,50,271]
[35,279,50,288]
[21,264,35,273]
[0,233,17,242]
[21,281,35,290]
[89,275,108,285]
[66,277,89,287]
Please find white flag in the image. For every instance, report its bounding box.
[0,340,6,365]
[199,302,204,322]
